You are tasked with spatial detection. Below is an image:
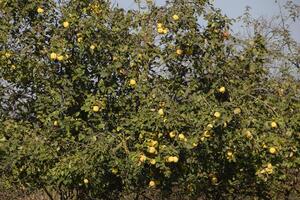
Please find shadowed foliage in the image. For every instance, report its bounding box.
[0,0,299,199]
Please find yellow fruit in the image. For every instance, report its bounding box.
[53,121,58,126]
[259,169,266,174]
[192,142,198,147]
[157,23,163,28]
[167,156,174,163]
[63,21,69,28]
[83,179,89,184]
[234,107,241,114]
[139,154,147,162]
[5,52,11,58]
[266,167,273,174]
[178,133,185,141]
[278,88,284,96]
[77,37,83,43]
[271,121,277,128]
[173,156,179,163]
[211,177,218,184]
[149,180,156,187]
[172,14,179,21]
[262,143,268,148]
[90,44,96,50]
[158,108,164,116]
[92,105,100,112]
[169,131,176,138]
[148,140,158,147]
[245,130,253,139]
[265,163,273,174]
[57,55,64,61]
[162,28,168,34]
[203,130,211,138]
[157,28,164,34]
[226,151,234,161]
[50,53,57,60]
[207,124,213,129]
[37,7,44,14]
[11,65,16,70]
[218,86,226,93]
[267,163,273,169]
[176,49,183,55]
[137,53,143,59]
[227,151,233,157]
[150,159,156,165]
[269,147,277,154]
[214,112,221,118]
[129,79,136,86]
[148,146,157,154]
[111,168,118,174]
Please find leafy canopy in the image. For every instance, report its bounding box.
[0,0,299,199]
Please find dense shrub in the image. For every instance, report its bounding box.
[0,0,299,199]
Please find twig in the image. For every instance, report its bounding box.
[247,94,279,116]
[43,186,54,200]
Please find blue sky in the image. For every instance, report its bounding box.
[115,0,300,41]
[214,0,300,41]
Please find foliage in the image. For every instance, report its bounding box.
[237,0,300,75]
[0,0,299,199]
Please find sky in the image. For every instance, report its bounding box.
[114,0,300,41]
